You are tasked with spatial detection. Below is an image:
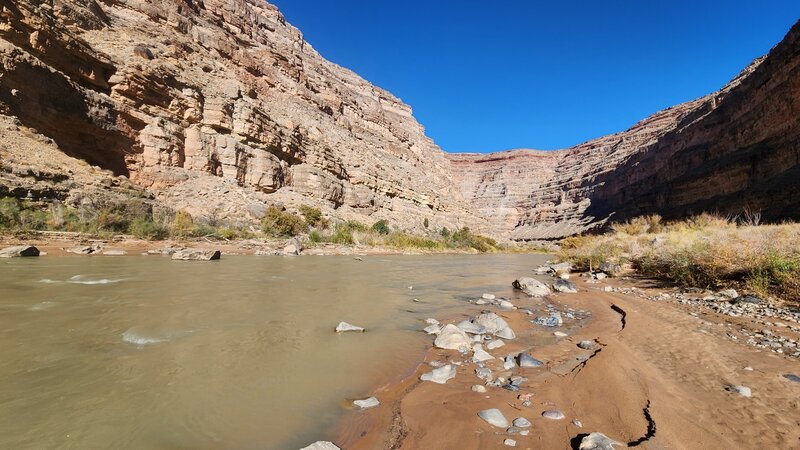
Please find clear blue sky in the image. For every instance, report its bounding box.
[270,1,800,152]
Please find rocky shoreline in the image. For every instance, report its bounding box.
[317,263,800,449]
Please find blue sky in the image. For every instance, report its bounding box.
[270,1,800,152]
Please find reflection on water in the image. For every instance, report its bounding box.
[0,253,549,449]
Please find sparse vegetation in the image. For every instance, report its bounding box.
[260,206,308,237]
[371,219,390,235]
[560,213,800,303]
[299,205,327,229]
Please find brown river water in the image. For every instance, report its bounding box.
[0,253,549,449]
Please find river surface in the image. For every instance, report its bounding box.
[0,253,549,449]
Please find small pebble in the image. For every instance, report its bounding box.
[472,384,487,393]
[572,419,583,428]
[504,438,517,447]
[512,417,531,428]
[353,397,379,409]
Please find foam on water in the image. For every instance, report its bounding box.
[68,275,125,285]
[122,329,165,346]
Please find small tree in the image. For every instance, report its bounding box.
[423,218,429,229]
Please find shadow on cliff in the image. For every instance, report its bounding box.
[0,57,134,177]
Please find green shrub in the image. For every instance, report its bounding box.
[371,219,390,235]
[386,232,442,250]
[129,217,169,239]
[308,230,324,243]
[0,197,21,229]
[261,206,307,237]
[329,225,355,245]
[423,218,429,229]
[440,227,450,238]
[299,205,327,228]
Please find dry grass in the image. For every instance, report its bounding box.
[560,214,800,303]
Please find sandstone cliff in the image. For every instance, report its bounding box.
[0,0,482,232]
[451,21,800,240]
[1,1,798,240]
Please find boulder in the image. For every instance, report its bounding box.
[579,432,623,450]
[513,277,551,297]
[0,245,39,258]
[496,327,516,340]
[553,279,577,293]
[420,364,457,384]
[423,324,441,335]
[598,262,621,276]
[434,324,472,350]
[171,249,220,261]
[542,410,565,420]
[282,237,303,256]
[456,320,486,335]
[472,344,495,362]
[335,322,365,332]
[478,408,509,428]
[473,312,510,335]
[578,340,596,350]
[486,339,505,350]
[471,384,487,393]
[517,353,544,368]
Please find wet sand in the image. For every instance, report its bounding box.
[334,276,800,449]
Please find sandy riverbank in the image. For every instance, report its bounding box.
[330,273,800,449]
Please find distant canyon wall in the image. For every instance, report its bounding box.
[451,20,800,240]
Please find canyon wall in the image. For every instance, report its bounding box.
[451,21,800,240]
[0,0,483,232]
[0,0,798,240]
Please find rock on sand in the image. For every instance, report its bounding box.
[335,322,365,332]
[420,364,457,384]
[478,408,509,427]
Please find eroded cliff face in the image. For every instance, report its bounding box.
[1,1,797,240]
[0,0,482,231]
[451,20,800,240]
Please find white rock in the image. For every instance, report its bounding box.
[579,432,623,450]
[434,324,472,350]
[457,320,486,334]
[472,344,495,362]
[554,331,568,337]
[504,438,517,447]
[472,334,483,342]
[478,408,509,428]
[496,327,516,340]
[719,289,739,299]
[499,300,515,309]
[513,277,551,297]
[486,339,505,350]
[423,324,441,335]
[300,442,340,450]
[420,364,457,384]
[471,384,487,393]
[726,385,752,397]
[743,366,754,371]
[335,322,365,332]
[512,417,531,428]
[474,312,511,335]
[353,397,379,409]
[603,286,613,292]
[482,293,496,300]
[425,318,440,325]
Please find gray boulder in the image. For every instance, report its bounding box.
[434,324,472,350]
[478,408,509,428]
[579,432,623,450]
[282,237,303,256]
[0,245,39,258]
[553,279,577,293]
[517,353,544,368]
[473,312,510,335]
[513,277,551,297]
[171,249,220,261]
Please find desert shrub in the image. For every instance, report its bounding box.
[386,232,442,250]
[371,219,390,235]
[440,227,451,238]
[611,214,663,235]
[129,217,169,240]
[342,220,368,232]
[260,206,307,237]
[308,230,324,243]
[299,205,327,228]
[423,218,429,229]
[449,227,499,252]
[0,197,21,229]
[170,210,197,237]
[329,225,355,245]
